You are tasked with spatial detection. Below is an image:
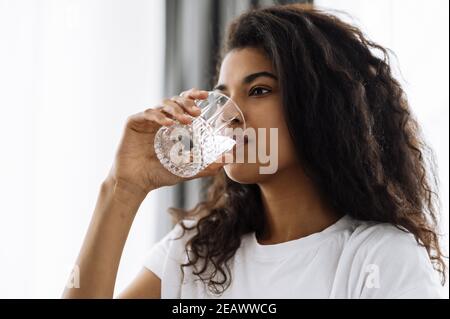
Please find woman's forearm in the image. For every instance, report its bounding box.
[62,176,150,298]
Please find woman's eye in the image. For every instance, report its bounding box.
[249,87,271,96]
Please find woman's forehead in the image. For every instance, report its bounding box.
[219,48,274,83]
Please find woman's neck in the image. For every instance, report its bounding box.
[257,165,342,245]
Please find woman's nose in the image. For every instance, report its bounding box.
[228,95,246,128]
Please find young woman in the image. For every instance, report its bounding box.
[63,4,446,299]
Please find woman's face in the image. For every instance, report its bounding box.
[215,47,298,184]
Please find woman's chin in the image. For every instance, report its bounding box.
[224,162,266,184]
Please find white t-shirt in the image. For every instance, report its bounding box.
[143,214,444,299]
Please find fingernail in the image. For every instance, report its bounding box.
[183,114,193,122]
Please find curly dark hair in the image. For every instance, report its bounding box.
[168,3,447,295]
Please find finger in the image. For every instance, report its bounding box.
[179,88,209,100]
[171,96,202,117]
[142,108,175,126]
[161,99,193,124]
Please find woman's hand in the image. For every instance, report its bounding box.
[107,88,225,196]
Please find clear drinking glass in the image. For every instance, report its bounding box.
[154,91,246,178]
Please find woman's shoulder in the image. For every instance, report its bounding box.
[346,217,427,255]
[143,218,199,279]
[166,218,198,240]
[342,216,433,268]
[160,218,199,251]
[339,216,443,298]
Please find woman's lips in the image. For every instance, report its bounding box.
[227,134,249,162]
[232,135,249,145]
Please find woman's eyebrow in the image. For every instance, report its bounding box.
[213,71,278,91]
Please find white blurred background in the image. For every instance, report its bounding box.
[0,0,448,298]
[0,0,165,298]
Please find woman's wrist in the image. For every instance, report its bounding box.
[100,175,151,213]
